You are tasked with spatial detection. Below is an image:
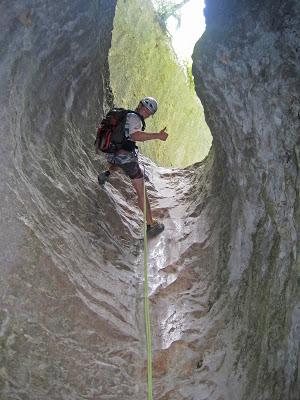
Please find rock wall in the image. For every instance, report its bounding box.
[193,0,300,398]
[1,0,300,399]
[0,2,145,399]
[0,0,115,275]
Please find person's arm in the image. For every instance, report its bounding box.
[130,127,168,142]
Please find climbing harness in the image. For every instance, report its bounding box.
[143,166,153,400]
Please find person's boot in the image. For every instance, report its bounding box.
[147,220,164,237]
[98,170,110,185]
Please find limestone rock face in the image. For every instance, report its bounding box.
[193,0,300,398]
[1,0,115,270]
[1,0,300,399]
[0,2,142,399]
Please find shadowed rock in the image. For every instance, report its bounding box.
[1,0,299,399]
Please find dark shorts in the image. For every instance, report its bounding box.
[119,161,143,180]
[107,152,143,180]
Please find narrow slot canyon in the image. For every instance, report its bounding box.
[0,1,299,400]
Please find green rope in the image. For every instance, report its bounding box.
[143,174,153,400]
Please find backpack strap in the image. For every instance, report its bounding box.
[126,110,146,131]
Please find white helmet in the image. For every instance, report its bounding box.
[140,96,158,114]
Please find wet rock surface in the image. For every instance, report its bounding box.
[1,0,300,399]
[193,0,300,399]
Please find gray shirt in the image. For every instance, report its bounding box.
[124,113,143,140]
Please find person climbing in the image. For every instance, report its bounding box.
[97,97,168,236]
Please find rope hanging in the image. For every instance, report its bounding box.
[143,169,153,400]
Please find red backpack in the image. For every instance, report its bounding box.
[95,108,145,154]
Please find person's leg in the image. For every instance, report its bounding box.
[131,177,154,225]
[118,159,154,224]
[119,158,163,229]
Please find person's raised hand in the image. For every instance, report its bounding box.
[159,127,168,141]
